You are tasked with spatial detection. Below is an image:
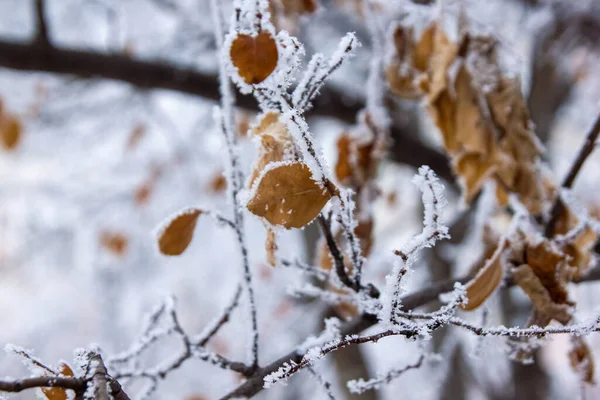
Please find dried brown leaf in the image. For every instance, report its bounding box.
[512,263,571,324]
[157,208,203,255]
[249,112,294,187]
[246,162,334,229]
[525,241,571,305]
[462,239,507,311]
[454,152,497,204]
[230,32,279,85]
[1,114,22,151]
[100,232,129,256]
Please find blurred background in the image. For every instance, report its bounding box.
[1,0,600,399]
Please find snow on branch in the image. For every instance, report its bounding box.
[108,295,251,398]
[347,354,427,394]
[382,166,450,325]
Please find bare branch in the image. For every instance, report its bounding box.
[91,353,110,400]
[0,39,454,182]
[197,284,243,347]
[34,0,51,46]
[0,376,84,393]
[317,214,357,291]
[545,110,600,236]
[347,355,426,394]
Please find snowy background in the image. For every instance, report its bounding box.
[1,0,600,399]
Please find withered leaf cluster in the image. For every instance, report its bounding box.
[386,22,552,212]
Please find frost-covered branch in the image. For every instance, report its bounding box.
[109,296,251,398]
[1,347,131,399]
[347,355,426,394]
[317,214,358,291]
[211,0,260,370]
[280,259,329,281]
[196,283,243,347]
[384,166,449,325]
[221,265,600,399]
[307,365,337,400]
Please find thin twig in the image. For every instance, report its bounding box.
[545,111,600,237]
[197,283,243,347]
[34,0,51,46]
[317,214,358,291]
[307,365,337,400]
[211,0,260,370]
[220,266,600,399]
[347,355,425,394]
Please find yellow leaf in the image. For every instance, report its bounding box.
[462,240,506,310]
[157,208,203,255]
[41,363,74,400]
[230,32,279,85]
[246,162,334,229]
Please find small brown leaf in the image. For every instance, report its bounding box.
[1,114,22,150]
[41,363,74,400]
[462,240,507,311]
[279,0,318,15]
[246,162,334,229]
[230,32,279,84]
[100,232,129,256]
[157,208,203,255]
[208,171,227,193]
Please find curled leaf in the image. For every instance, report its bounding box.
[157,208,204,255]
[462,239,506,311]
[246,162,334,229]
[249,112,294,187]
[230,32,279,84]
[512,263,571,324]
